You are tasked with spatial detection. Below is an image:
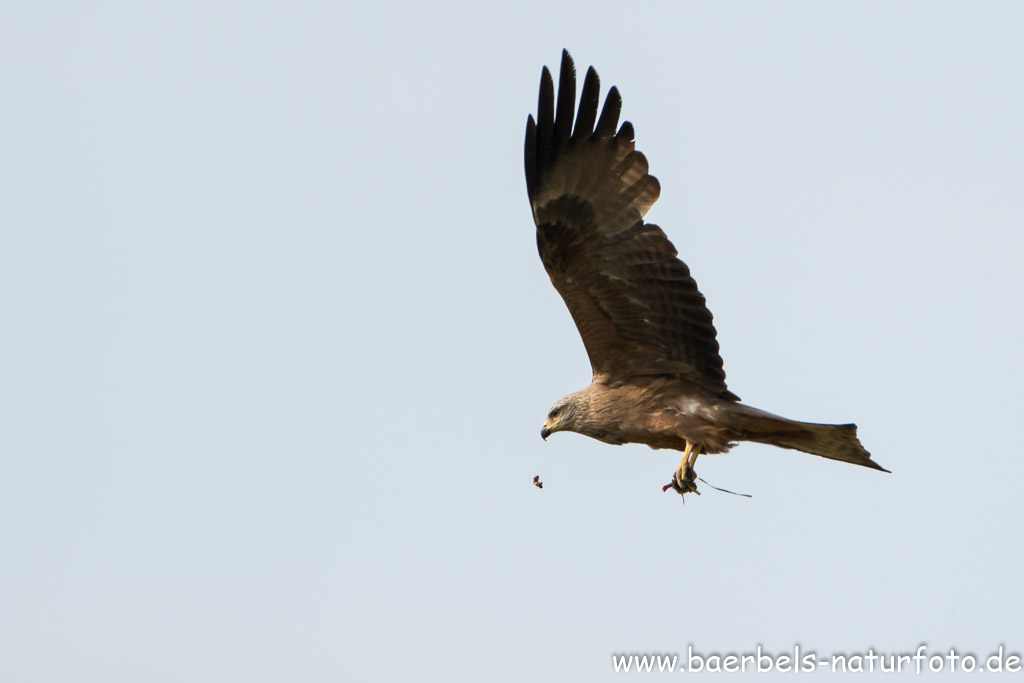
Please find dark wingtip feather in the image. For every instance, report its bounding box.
[573,66,600,140]
[554,50,576,148]
[524,115,538,197]
[617,120,634,141]
[536,67,554,171]
[537,66,554,128]
[595,86,621,138]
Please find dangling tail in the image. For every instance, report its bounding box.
[724,403,889,472]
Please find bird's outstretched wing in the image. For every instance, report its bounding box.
[525,50,737,399]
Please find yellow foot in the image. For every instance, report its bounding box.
[663,442,702,499]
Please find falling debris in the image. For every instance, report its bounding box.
[533,475,544,489]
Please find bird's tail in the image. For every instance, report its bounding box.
[725,403,889,472]
[753,421,889,472]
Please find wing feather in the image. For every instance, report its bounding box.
[524,50,737,399]
[594,87,621,139]
[553,51,575,147]
[573,67,600,140]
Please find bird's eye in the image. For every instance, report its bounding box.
[550,407,560,418]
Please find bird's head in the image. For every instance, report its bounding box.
[540,392,585,440]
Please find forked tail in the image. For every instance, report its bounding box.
[758,421,888,471]
[726,403,889,472]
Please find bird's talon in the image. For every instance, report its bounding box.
[665,465,700,498]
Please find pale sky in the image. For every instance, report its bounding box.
[2,1,1023,681]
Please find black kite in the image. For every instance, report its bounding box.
[524,51,888,497]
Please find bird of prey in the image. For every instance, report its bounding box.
[524,51,888,497]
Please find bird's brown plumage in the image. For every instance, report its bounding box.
[526,51,888,489]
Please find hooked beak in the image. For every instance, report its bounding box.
[540,426,551,441]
